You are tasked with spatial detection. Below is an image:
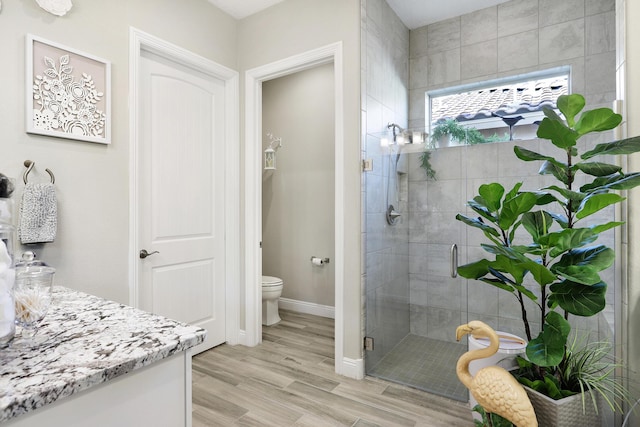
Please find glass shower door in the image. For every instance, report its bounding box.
[364,139,470,402]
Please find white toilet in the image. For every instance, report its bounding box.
[262,276,284,326]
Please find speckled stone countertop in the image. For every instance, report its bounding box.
[0,286,206,423]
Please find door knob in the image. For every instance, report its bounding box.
[139,249,159,259]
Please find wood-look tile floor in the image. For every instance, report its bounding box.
[192,310,474,427]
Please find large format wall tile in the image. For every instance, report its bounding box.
[497,0,539,38]
[461,39,497,80]
[461,7,497,46]
[539,19,585,64]
[586,11,616,55]
[585,51,616,95]
[586,0,615,15]
[427,49,461,86]
[498,29,539,72]
[539,0,585,27]
[427,17,461,54]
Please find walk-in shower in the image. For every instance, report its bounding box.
[362,0,620,404]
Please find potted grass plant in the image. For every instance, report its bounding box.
[455,93,640,425]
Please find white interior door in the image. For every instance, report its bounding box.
[137,49,226,353]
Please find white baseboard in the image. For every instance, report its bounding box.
[236,329,248,346]
[279,298,335,319]
[339,356,364,379]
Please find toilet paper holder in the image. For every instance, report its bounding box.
[310,256,330,265]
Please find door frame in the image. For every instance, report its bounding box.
[244,42,349,376]
[128,27,240,345]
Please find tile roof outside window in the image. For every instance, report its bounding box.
[431,75,568,124]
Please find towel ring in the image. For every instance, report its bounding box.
[23,160,55,185]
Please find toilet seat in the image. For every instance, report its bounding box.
[262,276,283,287]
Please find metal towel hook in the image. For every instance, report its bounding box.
[23,160,55,184]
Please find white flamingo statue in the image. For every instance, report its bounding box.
[456,320,537,427]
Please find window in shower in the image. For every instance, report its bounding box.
[426,67,571,144]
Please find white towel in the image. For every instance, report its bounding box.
[0,240,15,341]
[18,183,57,244]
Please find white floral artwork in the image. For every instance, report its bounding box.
[32,54,106,138]
[27,35,111,144]
[35,0,73,16]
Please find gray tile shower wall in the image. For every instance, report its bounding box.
[408,0,617,132]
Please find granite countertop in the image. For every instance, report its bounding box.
[0,286,206,423]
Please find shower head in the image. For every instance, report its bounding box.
[386,123,407,145]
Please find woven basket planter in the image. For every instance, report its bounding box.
[524,385,600,427]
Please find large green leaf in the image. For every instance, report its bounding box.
[512,283,538,302]
[491,255,526,285]
[553,264,602,285]
[580,173,627,192]
[455,214,500,236]
[478,183,505,212]
[551,246,614,285]
[539,160,571,185]
[514,146,556,162]
[513,243,546,257]
[557,94,585,127]
[522,211,554,242]
[582,135,640,159]
[531,191,558,206]
[576,193,624,220]
[457,259,491,279]
[574,108,622,135]
[591,221,624,234]
[539,228,598,257]
[488,267,516,285]
[548,280,607,316]
[481,243,528,262]
[520,258,557,286]
[537,117,578,148]
[468,199,497,223]
[499,192,538,230]
[599,172,640,191]
[573,161,623,177]
[543,185,585,210]
[504,182,523,203]
[479,278,516,292]
[548,212,569,229]
[543,105,565,122]
[526,311,570,367]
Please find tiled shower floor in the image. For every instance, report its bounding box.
[368,334,469,402]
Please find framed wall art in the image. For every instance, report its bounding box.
[26,34,111,144]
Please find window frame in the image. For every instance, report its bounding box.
[425,66,572,137]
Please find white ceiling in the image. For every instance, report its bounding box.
[386,0,510,29]
[206,0,284,19]
[208,0,510,28]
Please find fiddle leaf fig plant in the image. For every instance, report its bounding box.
[456,93,640,404]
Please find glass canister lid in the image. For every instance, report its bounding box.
[15,251,56,274]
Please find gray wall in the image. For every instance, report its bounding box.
[262,63,335,308]
[362,0,410,368]
[0,0,363,363]
[407,0,618,343]
[0,0,237,304]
